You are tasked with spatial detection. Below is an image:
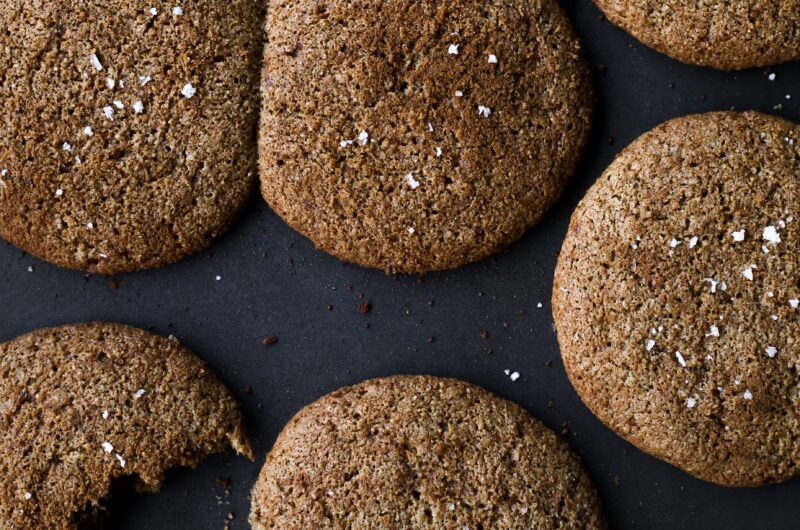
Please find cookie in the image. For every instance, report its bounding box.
[593,0,800,70]
[0,322,252,528]
[0,1,262,274]
[250,375,606,529]
[260,0,592,273]
[553,111,800,486]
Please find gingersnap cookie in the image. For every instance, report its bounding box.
[593,0,800,70]
[0,2,261,274]
[0,322,252,528]
[250,375,606,529]
[260,0,592,273]
[554,111,800,486]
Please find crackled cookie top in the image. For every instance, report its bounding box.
[0,323,251,528]
[260,0,592,273]
[250,375,606,529]
[554,111,800,486]
[0,1,261,273]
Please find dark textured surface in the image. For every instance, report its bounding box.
[0,1,797,529]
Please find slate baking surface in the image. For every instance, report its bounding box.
[1,1,798,529]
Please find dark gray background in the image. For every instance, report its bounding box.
[2,1,798,528]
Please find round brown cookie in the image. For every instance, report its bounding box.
[250,375,606,529]
[553,111,800,486]
[0,1,262,274]
[260,0,592,273]
[593,0,800,70]
[0,322,252,528]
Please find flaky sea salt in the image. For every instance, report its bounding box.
[675,351,687,367]
[90,53,103,71]
[763,225,781,244]
[405,173,420,189]
[181,83,197,98]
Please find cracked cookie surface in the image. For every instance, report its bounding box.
[554,111,800,486]
[0,322,252,529]
[250,375,606,529]
[0,1,261,273]
[259,0,592,273]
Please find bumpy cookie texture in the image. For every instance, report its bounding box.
[260,0,592,273]
[554,112,800,486]
[0,323,252,529]
[594,0,800,70]
[0,1,261,274]
[250,375,606,529]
